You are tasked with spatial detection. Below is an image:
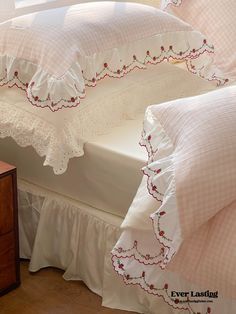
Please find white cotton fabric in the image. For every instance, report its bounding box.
[18,179,236,314]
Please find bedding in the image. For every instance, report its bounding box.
[0,1,224,112]
[0,60,215,175]
[0,1,227,174]
[112,85,236,314]
[161,0,236,79]
[0,62,215,215]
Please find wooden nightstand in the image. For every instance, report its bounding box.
[0,161,20,296]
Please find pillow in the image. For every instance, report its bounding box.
[161,0,236,80]
[112,85,236,312]
[0,1,225,111]
[138,85,236,261]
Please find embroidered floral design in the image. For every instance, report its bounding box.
[112,253,212,313]
[113,240,166,265]
[111,104,216,314]
[162,0,183,10]
[0,39,227,111]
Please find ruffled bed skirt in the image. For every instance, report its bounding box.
[18,180,173,313]
[18,180,236,313]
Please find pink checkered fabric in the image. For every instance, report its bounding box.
[111,85,236,313]
[0,1,226,111]
[161,0,236,79]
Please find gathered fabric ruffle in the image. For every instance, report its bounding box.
[0,31,228,111]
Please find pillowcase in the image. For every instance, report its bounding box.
[112,85,236,312]
[0,1,225,111]
[141,84,236,250]
[161,0,236,80]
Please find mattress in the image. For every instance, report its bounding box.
[0,63,215,218]
[0,116,146,218]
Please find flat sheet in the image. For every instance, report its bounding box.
[0,63,215,217]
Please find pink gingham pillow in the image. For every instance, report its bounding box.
[0,1,225,111]
[161,0,236,80]
[141,85,236,258]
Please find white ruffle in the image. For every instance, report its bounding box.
[139,105,183,266]
[18,179,236,314]
[0,31,228,111]
[112,230,236,314]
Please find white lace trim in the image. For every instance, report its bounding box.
[0,102,84,174]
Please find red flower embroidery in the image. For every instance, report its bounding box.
[159,230,165,236]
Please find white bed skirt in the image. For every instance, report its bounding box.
[18,179,173,313]
[18,180,235,314]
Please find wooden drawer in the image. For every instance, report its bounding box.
[0,161,20,295]
[0,232,17,292]
[0,175,14,236]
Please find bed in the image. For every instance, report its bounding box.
[0,1,235,313]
